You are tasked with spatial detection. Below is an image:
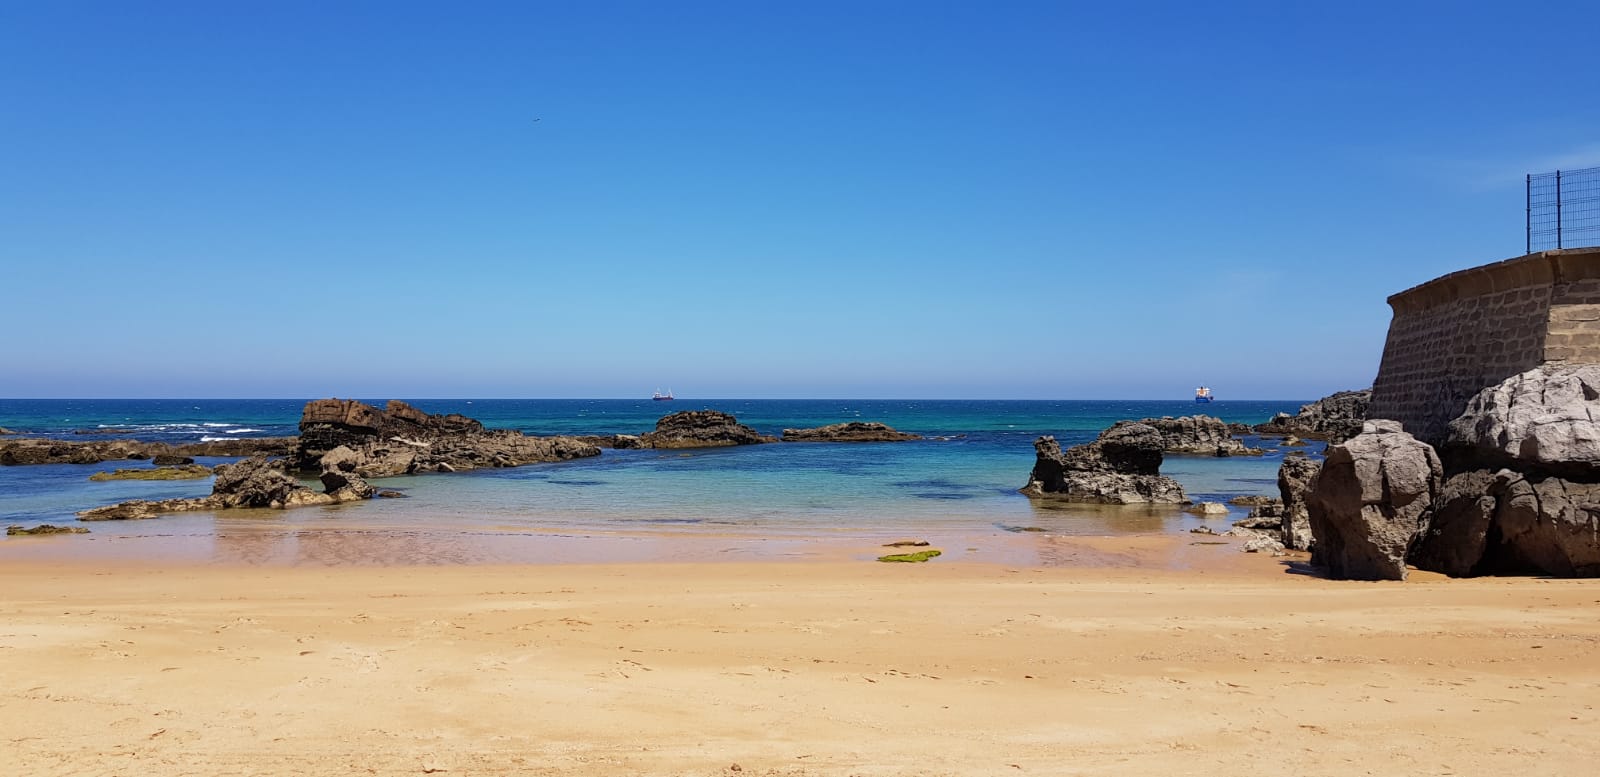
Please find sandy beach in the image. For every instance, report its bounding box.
[2,536,1596,776]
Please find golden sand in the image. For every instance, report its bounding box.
[1,535,1597,776]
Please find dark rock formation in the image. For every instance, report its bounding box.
[291,399,599,476]
[1306,421,1442,580]
[1278,456,1321,552]
[781,422,920,442]
[1019,425,1187,504]
[638,410,776,449]
[1137,415,1262,456]
[0,437,293,466]
[79,455,376,520]
[152,454,195,466]
[573,434,646,450]
[1233,503,1285,531]
[1256,389,1371,444]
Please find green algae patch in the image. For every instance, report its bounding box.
[7,524,90,536]
[89,465,212,482]
[877,549,942,563]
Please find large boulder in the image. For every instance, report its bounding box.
[781,422,920,442]
[1137,415,1262,456]
[1277,455,1322,551]
[1444,365,1600,476]
[1412,470,1600,578]
[1306,421,1442,580]
[1020,426,1187,504]
[1256,389,1371,444]
[639,410,776,448]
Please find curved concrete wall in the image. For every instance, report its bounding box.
[1369,247,1600,445]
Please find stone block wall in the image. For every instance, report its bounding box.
[1370,248,1600,446]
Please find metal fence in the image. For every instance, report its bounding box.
[1528,165,1600,253]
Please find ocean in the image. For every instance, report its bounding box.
[0,398,1318,563]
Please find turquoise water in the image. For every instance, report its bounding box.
[0,399,1319,561]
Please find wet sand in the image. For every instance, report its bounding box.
[2,537,1597,776]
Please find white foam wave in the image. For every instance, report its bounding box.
[202,423,232,427]
[223,428,264,434]
[199,436,233,442]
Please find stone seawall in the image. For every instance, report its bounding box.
[1370,247,1600,446]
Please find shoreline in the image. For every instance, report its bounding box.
[3,556,1594,775]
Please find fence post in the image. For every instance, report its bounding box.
[1556,170,1563,249]
[1527,173,1532,254]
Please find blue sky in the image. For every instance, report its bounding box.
[3,1,1597,399]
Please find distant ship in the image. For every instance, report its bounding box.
[652,389,674,401]
[1194,386,1214,403]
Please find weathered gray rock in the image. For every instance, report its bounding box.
[1278,456,1322,552]
[1185,502,1229,516]
[1306,421,1442,580]
[1412,469,1600,578]
[638,410,776,449]
[1256,389,1371,443]
[1020,429,1187,504]
[1445,365,1600,476]
[1137,415,1263,456]
[781,422,920,442]
[1241,535,1287,554]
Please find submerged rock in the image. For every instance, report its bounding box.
[781,422,920,442]
[7,524,90,535]
[638,410,776,449]
[88,464,212,481]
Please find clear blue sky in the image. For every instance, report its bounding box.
[3,1,1596,399]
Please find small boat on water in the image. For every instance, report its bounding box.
[1194,386,1215,404]
[652,389,674,401]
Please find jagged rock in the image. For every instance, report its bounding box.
[1019,429,1187,504]
[1278,456,1321,552]
[1306,421,1442,580]
[1185,502,1229,516]
[781,422,920,442]
[1233,507,1283,531]
[1189,525,1218,535]
[638,410,776,449]
[1137,415,1263,456]
[1256,389,1371,443]
[1280,435,1306,447]
[1444,365,1600,476]
[1412,469,1600,578]
[77,453,377,520]
[151,454,195,466]
[292,399,599,475]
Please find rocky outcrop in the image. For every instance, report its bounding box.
[638,410,776,449]
[0,427,14,435]
[7,524,89,535]
[0,437,294,466]
[1400,366,1600,578]
[1019,424,1187,504]
[291,399,599,476]
[1138,415,1263,456]
[1306,421,1442,580]
[78,455,376,520]
[1256,389,1371,444]
[781,422,920,442]
[88,465,212,481]
[1277,455,1322,552]
[1443,365,1600,476]
[573,434,646,450]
